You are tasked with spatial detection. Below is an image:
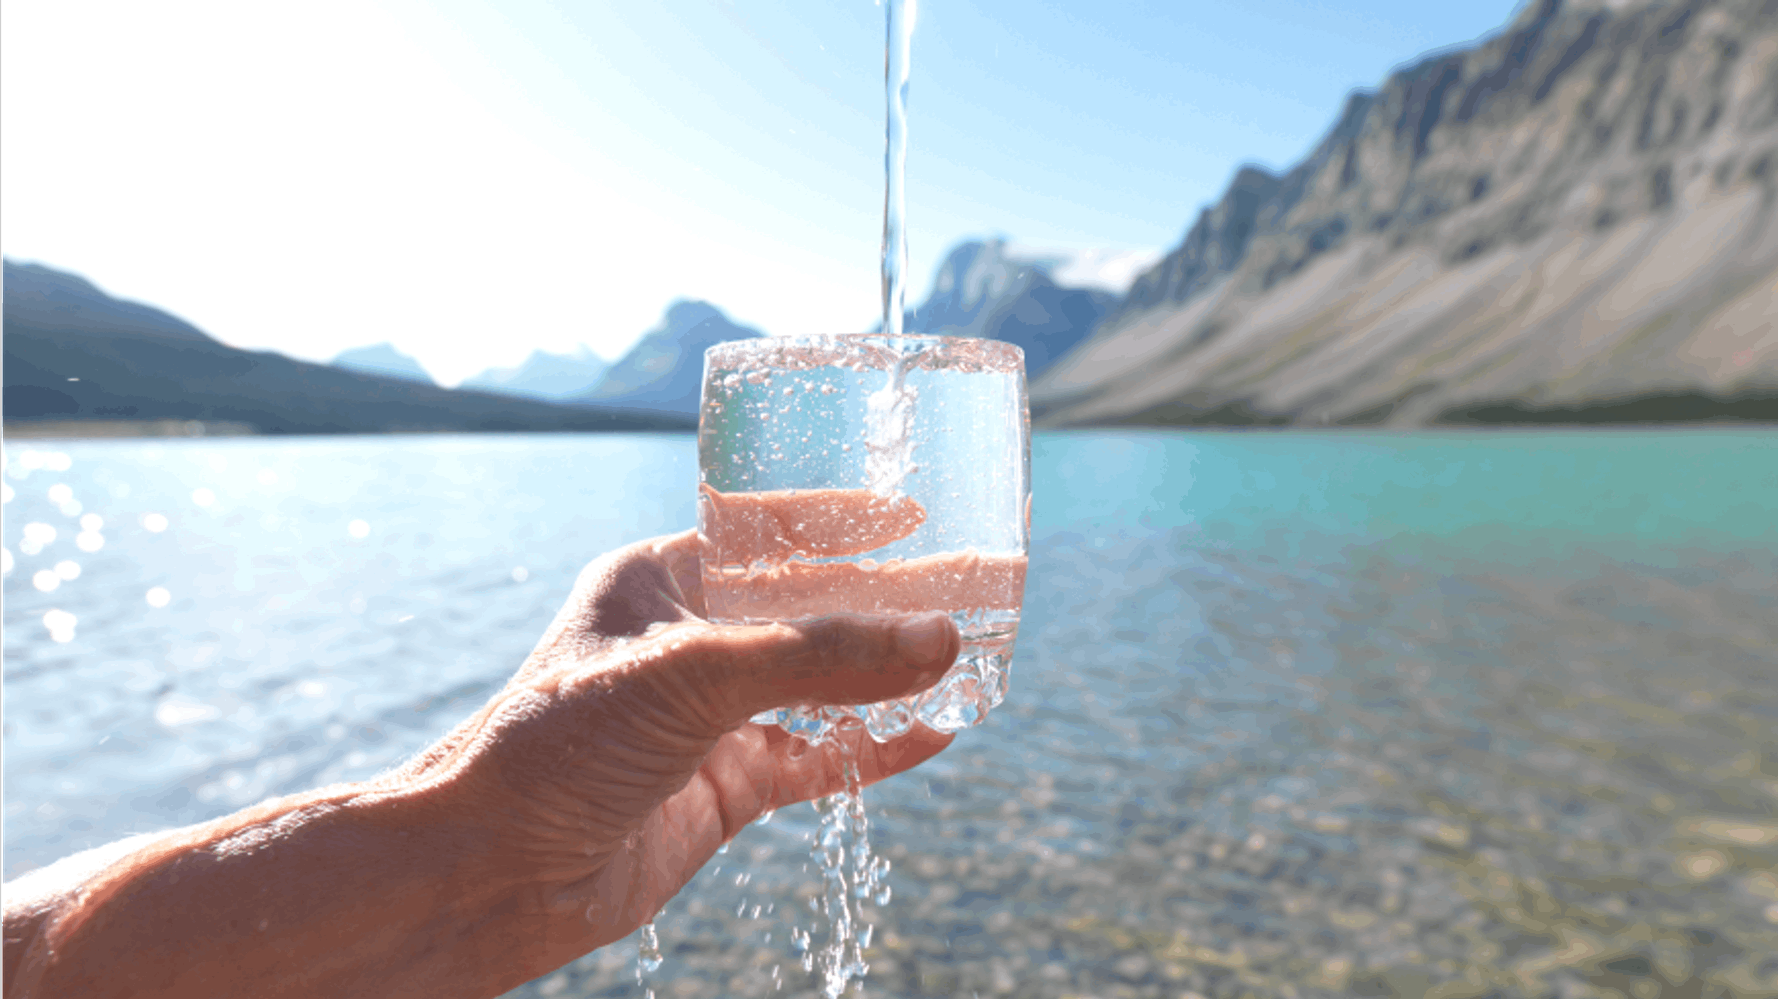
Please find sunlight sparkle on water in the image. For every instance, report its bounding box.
[347,519,371,539]
[141,513,169,533]
[20,522,57,556]
[145,587,172,609]
[9,450,74,476]
[41,609,77,643]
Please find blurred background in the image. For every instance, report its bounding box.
[5,0,1778,997]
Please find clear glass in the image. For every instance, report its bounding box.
[698,334,1031,743]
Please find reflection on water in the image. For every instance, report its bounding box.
[558,526,1775,999]
[4,435,698,863]
[6,431,1778,998]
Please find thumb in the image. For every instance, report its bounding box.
[664,612,961,733]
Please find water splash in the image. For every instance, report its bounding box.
[864,354,919,497]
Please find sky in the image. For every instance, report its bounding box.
[2,0,1525,387]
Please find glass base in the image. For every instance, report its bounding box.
[749,609,1018,744]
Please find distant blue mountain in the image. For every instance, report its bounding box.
[331,343,433,385]
[577,301,762,417]
[902,239,1119,378]
[461,345,609,401]
[2,259,690,434]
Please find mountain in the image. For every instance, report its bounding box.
[1021,246,1167,295]
[2,260,692,434]
[331,343,433,385]
[903,239,1121,378]
[460,345,610,401]
[577,300,763,417]
[1034,0,1778,426]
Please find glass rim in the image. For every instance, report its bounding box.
[703,333,1025,375]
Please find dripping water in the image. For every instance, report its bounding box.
[635,918,663,999]
[805,754,893,998]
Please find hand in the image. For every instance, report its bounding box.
[392,525,962,984]
[5,497,963,999]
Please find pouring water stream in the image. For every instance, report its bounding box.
[638,1,918,996]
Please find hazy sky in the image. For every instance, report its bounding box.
[2,0,1523,386]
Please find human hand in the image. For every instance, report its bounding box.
[396,519,962,988]
[5,493,962,999]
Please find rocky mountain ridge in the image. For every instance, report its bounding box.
[573,300,763,418]
[903,239,1119,377]
[1035,0,1778,426]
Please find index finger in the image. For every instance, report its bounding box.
[698,484,927,565]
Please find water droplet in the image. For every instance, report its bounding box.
[637,920,663,974]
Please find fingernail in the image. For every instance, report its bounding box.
[895,612,952,668]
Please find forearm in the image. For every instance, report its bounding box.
[5,827,199,987]
[5,781,535,999]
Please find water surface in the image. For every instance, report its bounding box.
[5,429,1776,998]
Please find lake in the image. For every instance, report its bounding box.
[5,430,1777,998]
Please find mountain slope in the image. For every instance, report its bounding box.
[905,239,1119,377]
[2,260,691,433]
[1034,0,1778,426]
[331,343,434,385]
[461,346,609,401]
[578,301,762,417]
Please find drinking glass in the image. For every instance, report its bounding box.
[698,333,1030,743]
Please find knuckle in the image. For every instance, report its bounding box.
[802,616,886,673]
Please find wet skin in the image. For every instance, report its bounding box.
[3,490,969,999]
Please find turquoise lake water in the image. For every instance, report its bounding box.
[5,429,1776,998]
